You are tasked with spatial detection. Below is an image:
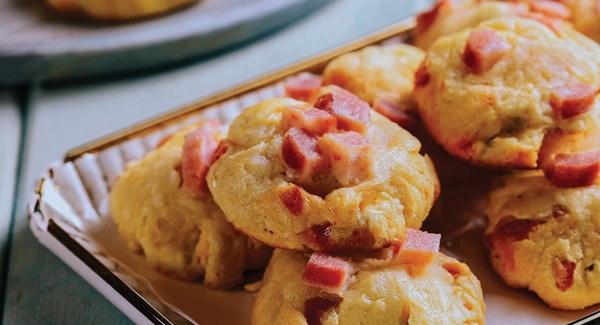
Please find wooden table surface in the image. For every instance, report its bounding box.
[0,0,428,323]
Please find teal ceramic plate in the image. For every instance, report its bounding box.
[0,0,328,84]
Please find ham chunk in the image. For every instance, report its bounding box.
[372,99,418,131]
[395,229,441,266]
[281,107,337,136]
[553,258,576,291]
[282,127,328,181]
[304,295,342,325]
[181,120,221,197]
[414,63,431,88]
[302,252,352,294]
[415,0,448,34]
[550,84,596,119]
[539,130,600,187]
[485,216,546,271]
[530,0,571,19]
[543,150,600,188]
[462,28,511,74]
[314,86,371,134]
[318,131,372,186]
[284,73,322,102]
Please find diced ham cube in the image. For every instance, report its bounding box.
[414,63,431,88]
[302,252,352,294]
[372,99,418,131]
[530,0,571,19]
[301,223,333,251]
[211,140,229,163]
[281,107,337,136]
[181,120,221,197]
[318,131,372,186]
[314,86,371,134]
[282,127,329,181]
[415,0,449,34]
[279,185,305,216]
[539,129,600,187]
[395,229,441,266]
[284,73,322,102]
[485,216,547,271]
[550,84,596,119]
[553,258,576,291]
[462,28,511,74]
[543,150,600,188]
[304,295,343,325]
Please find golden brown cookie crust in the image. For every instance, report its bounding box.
[322,44,425,111]
[414,17,600,169]
[207,97,439,252]
[485,170,600,310]
[110,122,271,289]
[252,249,485,325]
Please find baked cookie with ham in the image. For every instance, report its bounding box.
[252,245,485,325]
[414,17,600,170]
[320,44,425,130]
[484,170,600,310]
[414,0,572,50]
[110,120,271,289]
[207,87,439,252]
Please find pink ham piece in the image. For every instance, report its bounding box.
[395,229,441,266]
[302,252,352,294]
[543,150,600,188]
[539,130,600,187]
[462,28,511,74]
[181,120,221,197]
[414,63,431,88]
[372,99,418,131]
[282,127,329,181]
[304,295,342,325]
[484,216,546,271]
[284,73,322,102]
[550,84,596,119]
[281,107,337,136]
[530,0,571,19]
[318,131,372,186]
[314,86,371,134]
[415,0,449,34]
[553,258,576,291]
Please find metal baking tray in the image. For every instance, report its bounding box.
[28,16,600,324]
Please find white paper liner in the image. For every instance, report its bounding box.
[28,80,599,325]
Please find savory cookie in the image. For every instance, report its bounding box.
[414,0,521,49]
[46,0,196,20]
[252,249,485,325]
[414,0,572,50]
[110,121,271,289]
[569,0,600,43]
[321,44,425,121]
[484,170,600,310]
[414,17,600,169]
[207,89,439,252]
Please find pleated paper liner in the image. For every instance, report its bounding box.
[28,17,598,324]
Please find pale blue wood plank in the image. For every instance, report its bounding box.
[3,1,426,323]
[0,92,21,297]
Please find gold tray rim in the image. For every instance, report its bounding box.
[64,16,416,162]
